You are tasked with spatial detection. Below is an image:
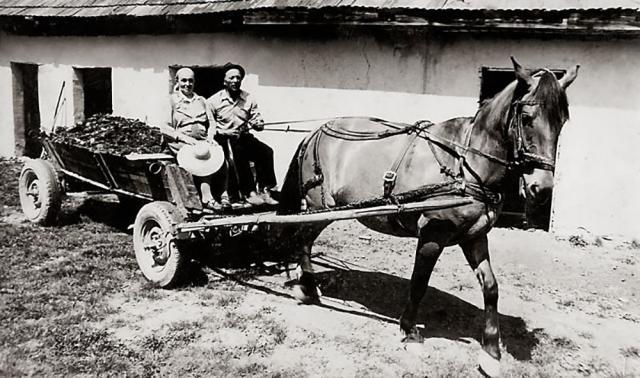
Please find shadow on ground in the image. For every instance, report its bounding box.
[57,197,140,231]
[315,269,542,361]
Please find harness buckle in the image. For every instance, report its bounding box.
[383,171,397,198]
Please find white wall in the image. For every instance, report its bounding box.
[0,30,638,238]
[0,64,14,155]
[551,108,640,238]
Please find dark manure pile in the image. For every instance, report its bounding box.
[49,114,164,155]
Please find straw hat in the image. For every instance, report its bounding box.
[176,141,224,177]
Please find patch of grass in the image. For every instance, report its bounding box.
[264,319,288,345]
[594,237,603,247]
[629,239,640,250]
[0,209,142,376]
[0,158,21,208]
[197,289,216,302]
[577,331,593,340]
[568,235,588,247]
[556,299,575,308]
[217,292,243,307]
[519,292,533,302]
[137,281,165,300]
[620,346,640,359]
[235,362,269,376]
[168,319,202,332]
[551,336,580,351]
[221,310,264,330]
[139,326,200,355]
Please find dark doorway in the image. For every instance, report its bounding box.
[82,68,113,117]
[480,66,565,230]
[11,63,42,158]
[169,65,226,99]
[73,67,112,122]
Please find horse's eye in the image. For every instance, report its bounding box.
[521,113,533,126]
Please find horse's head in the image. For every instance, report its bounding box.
[509,57,579,207]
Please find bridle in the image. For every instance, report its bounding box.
[507,99,556,173]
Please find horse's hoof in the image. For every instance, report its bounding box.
[400,333,424,344]
[478,349,501,377]
[400,325,424,344]
[292,284,320,305]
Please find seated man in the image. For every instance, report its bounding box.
[169,67,228,209]
[207,63,278,206]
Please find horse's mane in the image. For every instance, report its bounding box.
[473,70,570,132]
[472,80,521,133]
[531,71,570,128]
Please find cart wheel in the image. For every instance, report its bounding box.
[133,201,187,288]
[18,159,62,225]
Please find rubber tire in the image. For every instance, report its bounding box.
[133,201,186,288]
[18,159,62,226]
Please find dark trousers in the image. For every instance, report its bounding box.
[215,133,277,196]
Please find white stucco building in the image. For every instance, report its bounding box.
[0,0,639,238]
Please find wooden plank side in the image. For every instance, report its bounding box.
[52,143,110,185]
[101,153,169,200]
[163,164,201,218]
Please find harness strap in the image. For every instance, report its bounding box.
[454,120,476,179]
[383,126,427,199]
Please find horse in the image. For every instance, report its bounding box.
[275,57,578,377]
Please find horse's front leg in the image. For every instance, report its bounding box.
[399,224,445,343]
[460,233,501,377]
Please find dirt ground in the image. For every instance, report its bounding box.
[1,158,639,377]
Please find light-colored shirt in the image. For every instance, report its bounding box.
[170,91,214,137]
[207,89,264,133]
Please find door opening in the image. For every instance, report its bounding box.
[11,63,42,158]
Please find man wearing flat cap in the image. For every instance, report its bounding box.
[207,63,278,206]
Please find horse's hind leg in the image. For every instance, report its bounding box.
[293,243,320,304]
[399,220,447,342]
[290,224,329,304]
[460,233,501,377]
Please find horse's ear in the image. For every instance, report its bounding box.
[559,64,580,90]
[511,56,534,89]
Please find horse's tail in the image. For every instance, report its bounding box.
[277,141,304,215]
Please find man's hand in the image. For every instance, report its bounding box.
[216,128,241,138]
[251,121,265,132]
[190,124,208,140]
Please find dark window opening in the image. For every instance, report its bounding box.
[479,67,565,103]
[73,67,112,123]
[169,65,226,99]
[11,62,42,157]
[480,66,565,230]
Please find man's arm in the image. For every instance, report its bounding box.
[203,97,217,142]
[247,94,264,131]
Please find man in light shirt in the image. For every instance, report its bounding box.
[208,63,278,206]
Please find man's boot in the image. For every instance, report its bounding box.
[261,188,279,206]
[246,191,265,206]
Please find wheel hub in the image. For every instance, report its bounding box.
[143,227,171,266]
[26,180,41,207]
